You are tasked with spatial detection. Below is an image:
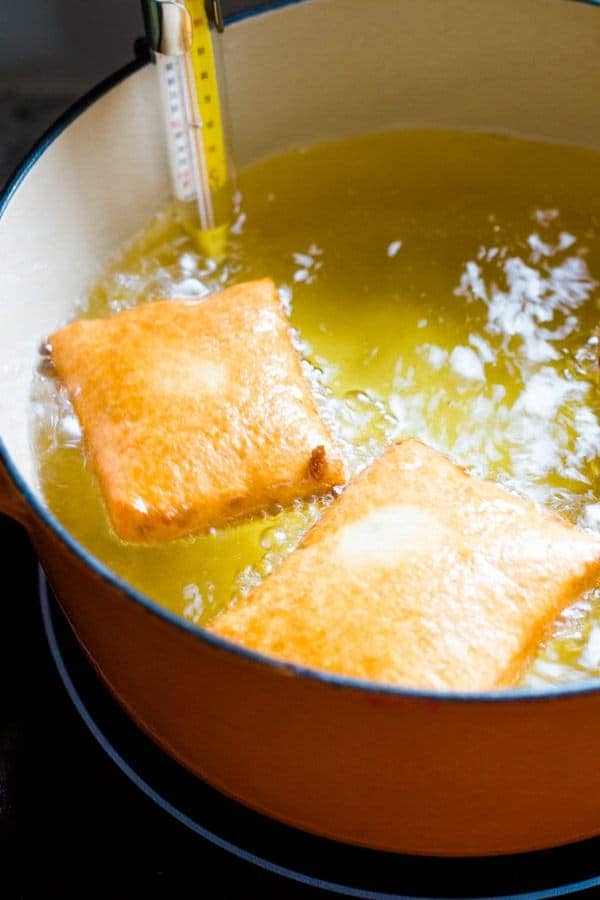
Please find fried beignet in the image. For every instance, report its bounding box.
[49,279,345,542]
[209,439,600,690]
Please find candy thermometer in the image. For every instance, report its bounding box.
[143,0,233,257]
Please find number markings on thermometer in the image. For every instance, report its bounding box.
[158,55,197,202]
[187,0,229,195]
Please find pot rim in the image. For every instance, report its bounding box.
[2,0,600,706]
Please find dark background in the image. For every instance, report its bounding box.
[0,0,264,86]
[0,519,330,897]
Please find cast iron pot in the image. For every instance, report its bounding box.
[1,0,600,857]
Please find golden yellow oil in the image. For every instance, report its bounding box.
[33,130,600,688]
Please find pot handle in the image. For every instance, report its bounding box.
[0,454,30,527]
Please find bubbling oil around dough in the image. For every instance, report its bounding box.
[32,130,600,688]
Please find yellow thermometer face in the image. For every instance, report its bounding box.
[187,0,229,195]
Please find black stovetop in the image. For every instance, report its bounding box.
[5,513,600,900]
[1,515,325,898]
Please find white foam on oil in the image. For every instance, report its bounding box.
[386,240,403,258]
[450,346,486,381]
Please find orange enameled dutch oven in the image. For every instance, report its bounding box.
[1,0,600,857]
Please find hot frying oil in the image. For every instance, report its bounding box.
[33,131,600,687]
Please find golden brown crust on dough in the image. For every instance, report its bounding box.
[49,279,346,542]
[308,445,327,481]
[209,439,600,691]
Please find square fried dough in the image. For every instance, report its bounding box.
[49,279,345,542]
[209,439,600,691]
